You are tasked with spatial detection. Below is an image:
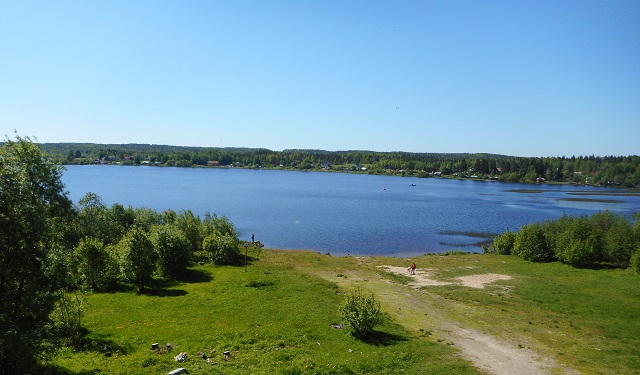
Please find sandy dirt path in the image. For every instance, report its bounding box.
[306,262,576,375]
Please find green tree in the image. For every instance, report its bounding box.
[202,232,239,265]
[487,231,516,255]
[513,223,554,262]
[176,209,203,252]
[202,212,239,239]
[0,135,74,373]
[553,217,598,268]
[75,193,112,243]
[338,288,382,339]
[151,224,191,278]
[630,246,640,274]
[118,227,156,291]
[74,237,119,291]
[591,211,635,267]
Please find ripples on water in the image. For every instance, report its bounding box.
[61,166,640,257]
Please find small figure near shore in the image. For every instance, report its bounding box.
[410,262,416,275]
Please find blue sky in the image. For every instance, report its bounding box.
[1,1,638,157]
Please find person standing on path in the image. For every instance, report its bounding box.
[410,262,416,275]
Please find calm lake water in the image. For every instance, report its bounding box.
[61,165,640,257]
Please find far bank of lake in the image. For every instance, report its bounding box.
[60,165,640,257]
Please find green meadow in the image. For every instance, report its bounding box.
[49,250,640,374]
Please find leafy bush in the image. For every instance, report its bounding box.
[202,233,239,265]
[553,216,598,268]
[513,223,554,262]
[630,247,640,274]
[175,209,203,252]
[593,211,635,267]
[151,224,191,278]
[338,288,382,339]
[202,212,239,239]
[74,237,119,291]
[487,231,516,255]
[50,291,85,349]
[494,212,640,270]
[118,227,156,291]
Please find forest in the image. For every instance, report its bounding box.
[38,142,640,187]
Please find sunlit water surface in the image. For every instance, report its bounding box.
[61,166,640,257]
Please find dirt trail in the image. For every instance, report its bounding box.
[305,262,576,375]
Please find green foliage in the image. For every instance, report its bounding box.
[513,223,554,262]
[151,224,191,278]
[74,237,119,291]
[203,212,239,239]
[487,231,516,255]
[0,135,73,373]
[175,209,203,252]
[495,211,639,270]
[202,232,239,265]
[117,227,157,291]
[631,247,640,274]
[338,288,383,339]
[591,211,635,267]
[553,216,598,267]
[132,207,163,231]
[49,291,86,349]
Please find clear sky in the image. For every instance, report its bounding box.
[1,1,638,157]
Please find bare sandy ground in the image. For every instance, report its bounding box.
[377,265,513,289]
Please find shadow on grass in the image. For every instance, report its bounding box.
[137,288,188,297]
[79,333,132,355]
[357,330,408,347]
[41,364,102,375]
[179,268,213,283]
[134,268,213,296]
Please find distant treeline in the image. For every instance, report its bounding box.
[39,143,640,187]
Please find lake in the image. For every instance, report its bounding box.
[60,165,640,257]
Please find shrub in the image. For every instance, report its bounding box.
[596,212,635,267]
[513,223,554,262]
[553,217,598,268]
[202,233,239,265]
[487,231,516,255]
[118,227,156,291]
[151,224,191,278]
[630,247,640,274]
[74,237,119,291]
[338,288,382,339]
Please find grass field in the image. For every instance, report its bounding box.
[48,249,640,374]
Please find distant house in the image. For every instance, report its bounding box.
[207,160,220,167]
[433,171,442,177]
